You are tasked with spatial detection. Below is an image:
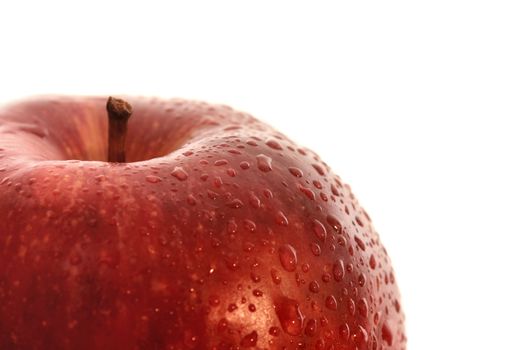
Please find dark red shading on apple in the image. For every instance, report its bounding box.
[0,97,406,349]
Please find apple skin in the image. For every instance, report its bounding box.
[0,97,406,349]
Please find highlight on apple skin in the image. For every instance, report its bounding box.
[0,96,406,349]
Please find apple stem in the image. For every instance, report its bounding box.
[106,97,133,163]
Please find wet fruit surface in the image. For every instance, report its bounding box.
[0,97,406,349]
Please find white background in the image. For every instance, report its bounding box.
[1,1,524,349]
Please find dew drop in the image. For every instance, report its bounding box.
[226,168,237,177]
[358,273,366,287]
[305,319,317,337]
[275,297,305,336]
[310,243,321,256]
[214,159,228,166]
[325,295,338,310]
[309,281,320,293]
[369,254,377,269]
[243,219,257,232]
[357,298,369,317]
[186,195,197,205]
[227,199,244,209]
[266,138,283,150]
[312,164,325,176]
[312,219,327,241]
[278,244,297,272]
[333,259,345,282]
[256,154,272,172]
[275,211,289,226]
[271,268,282,285]
[240,330,258,347]
[253,289,263,297]
[171,167,188,181]
[269,326,280,337]
[326,215,342,234]
[352,325,368,348]
[240,161,250,170]
[381,320,394,346]
[209,295,220,307]
[354,236,366,251]
[298,185,315,200]
[288,167,303,177]
[248,192,261,209]
[145,175,161,183]
[339,323,350,341]
[348,298,356,316]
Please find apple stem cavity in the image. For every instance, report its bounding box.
[106,96,133,163]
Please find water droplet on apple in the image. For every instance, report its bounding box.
[209,295,220,307]
[312,219,327,241]
[358,273,366,287]
[310,243,321,256]
[278,244,297,272]
[145,175,162,183]
[253,289,263,297]
[214,159,228,166]
[239,161,250,170]
[309,281,320,293]
[354,236,366,251]
[217,318,228,332]
[339,322,350,341]
[326,215,342,234]
[298,185,315,200]
[263,188,273,198]
[240,330,258,347]
[325,295,338,310]
[352,325,369,348]
[226,168,236,177]
[248,192,261,209]
[304,319,317,337]
[171,167,188,181]
[381,320,394,346]
[288,167,303,177]
[271,268,282,285]
[312,164,325,176]
[275,297,305,336]
[243,219,256,232]
[227,199,244,209]
[357,298,369,317]
[256,154,272,172]
[265,138,283,150]
[269,326,280,337]
[369,254,377,269]
[333,259,345,282]
[186,194,197,205]
[275,211,288,226]
[348,298,356,316]
[331,184,340,196]
[248,304,256,312]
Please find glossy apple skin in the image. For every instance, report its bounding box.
[0,97,406,349]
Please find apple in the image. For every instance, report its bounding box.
[0,96,406,349]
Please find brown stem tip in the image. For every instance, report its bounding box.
[106,96,133,163]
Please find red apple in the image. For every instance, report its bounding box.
[0,96,406,349]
